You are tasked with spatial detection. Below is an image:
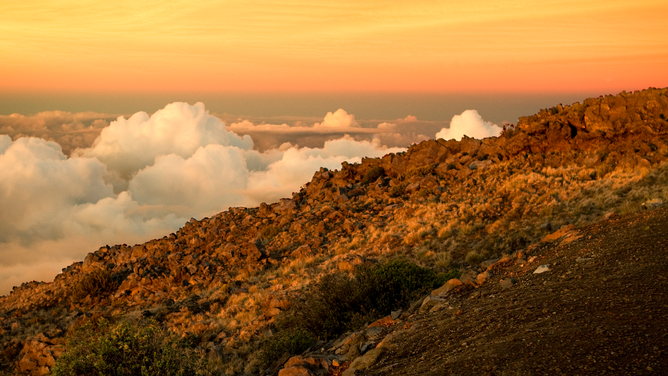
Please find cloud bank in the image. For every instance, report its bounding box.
[436,110,502,141]
[0,103,404,294]
[225,112,438,151]
[0,111,116,155]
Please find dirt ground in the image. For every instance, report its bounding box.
[365,207,668,376]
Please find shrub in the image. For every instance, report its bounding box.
[362,166,384,184]
[53,318,206,376]
[259,328,316,369]
[70,268,119,302]
[281,260,457,340]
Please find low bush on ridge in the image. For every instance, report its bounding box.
[53,317,207,376]
[69,268,119,302]
[278,260,459,340]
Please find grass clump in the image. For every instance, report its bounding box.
[53,318,206,376]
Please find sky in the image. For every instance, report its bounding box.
[1,0,667,294]
[1,0,667,94]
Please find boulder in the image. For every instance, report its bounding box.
[348,347,385,372]
[431,278,463,297]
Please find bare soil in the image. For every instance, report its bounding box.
[365,207,668,376]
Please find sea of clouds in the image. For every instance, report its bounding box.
[0,103,500,294]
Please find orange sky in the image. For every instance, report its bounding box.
[1,0,667,93]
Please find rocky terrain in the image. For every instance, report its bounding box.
[1,87,668,375]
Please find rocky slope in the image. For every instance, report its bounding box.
[1,87,668,375]
[348,207,668,375]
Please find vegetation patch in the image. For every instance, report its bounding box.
[278,260,458,340]
[258,328,316,370]
[70,268,119,302]
[53,318,207,376]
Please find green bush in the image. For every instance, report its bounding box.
[259,328,316,369]
[281,260,457,340]
[53,318,206,376]
[362,166,385,184]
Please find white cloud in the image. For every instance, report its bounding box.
[76,102,253,180]
[377,122,397,130]
[314,109,359,128]
[436,110,501,141]
[128,145,252,216]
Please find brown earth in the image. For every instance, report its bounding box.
[363,207,668,376]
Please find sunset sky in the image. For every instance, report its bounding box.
[2,0,667,95]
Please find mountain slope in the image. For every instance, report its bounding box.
[363,207,668,375]
[1,87,668,375]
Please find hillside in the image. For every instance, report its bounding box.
[363,207,668,375]
[1,87,668,375]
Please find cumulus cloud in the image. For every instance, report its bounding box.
[314,109,359,128]
[436,110,502,141]
[0,103,405,294]
[76,102,253,182]
[377,122,397,130]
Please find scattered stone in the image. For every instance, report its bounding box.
[541,224,575,243]
[534,265,551,274]
[348,347,385,372]
[499,278,516,289]
[419,295,447,313]
[459,270,478,285]
[604,212,617,220]
[480,258,500,269]
[476,271,491,285]
[642,198,663,209]
[576,257,594,263]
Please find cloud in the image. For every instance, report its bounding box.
[377,122,397,130]
[226,111,440,151]
[314,109,359,128]
[436,110,501,141]
[0,103,405,294]
[76,102,253,181]
[128,145,253,215]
